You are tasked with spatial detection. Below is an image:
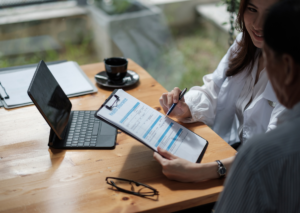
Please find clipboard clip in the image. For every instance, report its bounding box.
[105,95,120,111]
[0,81,9,99]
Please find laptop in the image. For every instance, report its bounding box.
[27,60,117,149]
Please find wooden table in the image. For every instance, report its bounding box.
[0,59,236,213]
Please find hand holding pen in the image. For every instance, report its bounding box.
[166,88,187,116]
[159,87,191,118]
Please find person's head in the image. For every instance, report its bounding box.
[263,0,300,109]
[242,0,279,49]
[226,0,280,76]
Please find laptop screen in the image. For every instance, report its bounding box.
[27,60,72,139]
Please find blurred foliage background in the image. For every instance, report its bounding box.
[0,0,232,91]
[174,25,227,89]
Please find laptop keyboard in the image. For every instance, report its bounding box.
[65,111,100,147]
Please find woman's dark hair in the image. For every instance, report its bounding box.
[226,0,260,77]
[264,0,300,64]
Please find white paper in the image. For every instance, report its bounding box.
[0,69,33,106]
[49,62,93,95]
[0,62,94,107]
[97,89,207,163]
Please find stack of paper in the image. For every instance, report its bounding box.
[0,61,97,109]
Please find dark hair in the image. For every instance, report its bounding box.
[226,0,258,77]
[264,0,300,64]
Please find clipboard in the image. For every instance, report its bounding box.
[95,89,208,163]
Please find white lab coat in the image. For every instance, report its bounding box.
[182,33,285,145]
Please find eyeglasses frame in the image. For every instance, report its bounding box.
[106,177,159,197]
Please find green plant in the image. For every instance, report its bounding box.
[94,0,137,15]
[221,0,240,13]
[220,0,240,45]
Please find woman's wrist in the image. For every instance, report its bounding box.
[192,162,219,182]
[193,156,236,182]
[177,106,192,121]
[201,162,220,180]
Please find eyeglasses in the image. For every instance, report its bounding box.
[106,177,159,198]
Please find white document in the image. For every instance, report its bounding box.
[0,61,95,107]
[96,89,208,163]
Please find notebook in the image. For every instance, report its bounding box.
[95,89,208,163]
[28,60,117,149]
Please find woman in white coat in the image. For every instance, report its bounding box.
[153,0,285,182]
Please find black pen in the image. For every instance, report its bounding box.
[166,88,187,116]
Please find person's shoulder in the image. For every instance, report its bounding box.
[230,32,243,48]
[236,32,243,42]
[210,32,243,85]
[239,117,300,172]
[226,32,243,60]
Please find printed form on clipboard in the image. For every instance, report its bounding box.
[95,89,208,163]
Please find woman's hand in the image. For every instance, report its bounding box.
[154,147,235,182]
[159,87,191,119]
[153,147,207,182]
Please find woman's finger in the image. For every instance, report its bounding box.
[173,87,182,103]
[153,151,167,165]
[167,92,174,107]
[159,98,169,113]
[161,93,168,107]
[157,147,177,160]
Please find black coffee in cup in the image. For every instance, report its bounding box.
[104,57,128,84]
